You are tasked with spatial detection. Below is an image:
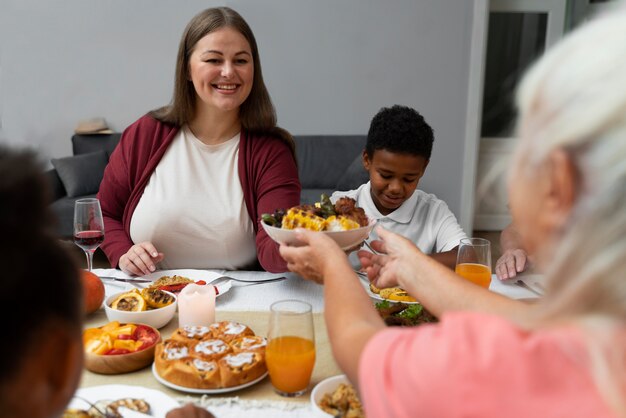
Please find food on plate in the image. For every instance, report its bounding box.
[261,195,369,232]
[154,321,267,389]
[141,287,176,308]
[109,288,174,312]
[147,274,220,295]
[318,382,364,418]
[375,300,437,326]
[369,282,417,303]
[83,321,160,355]
[82,270,105,314]
[63,397,151,418]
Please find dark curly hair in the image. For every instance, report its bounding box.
[0,147,81,394]
[365,105,434,160]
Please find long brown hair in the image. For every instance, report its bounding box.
[150,7,294,154]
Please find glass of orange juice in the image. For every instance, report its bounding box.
[266,300,316,397]
[455,238,492,288]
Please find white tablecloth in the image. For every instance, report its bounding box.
[93,268,326,313]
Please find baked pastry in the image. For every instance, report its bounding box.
[171,325,213,343]
[192,339,232,361]
[219,351,266,387]
[209,321,254,343]
[154,321,267,390]
[231,335,267,355]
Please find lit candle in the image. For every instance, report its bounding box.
[178,284,216,328]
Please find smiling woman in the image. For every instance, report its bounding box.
[97,7,301,276]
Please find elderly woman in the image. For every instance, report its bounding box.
[280,5,626,417]
[98,7,300,275]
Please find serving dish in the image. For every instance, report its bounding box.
[311,374,356,418]
[262,219,376,250]
[67,385,178,416]
[152,363,268,394]
[84,323,161,374]
[104,291,177,329]
[359,276,419,305]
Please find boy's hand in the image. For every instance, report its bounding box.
[495,249,531,280]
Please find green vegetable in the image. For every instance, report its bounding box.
[397,304,423,319]
[261,213,278,226]
[318,194,336,218]
[375,300,391,309]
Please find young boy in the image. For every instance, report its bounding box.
[332,105,467,269]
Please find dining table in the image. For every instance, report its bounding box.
[80,268,543,417]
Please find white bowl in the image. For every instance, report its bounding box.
[104,291,177,329]
[262,219,376,250]
[310,374,351,417]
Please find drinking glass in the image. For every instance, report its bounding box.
[73,198,105,272]
[455,237,492,288]
[266,300,316,397]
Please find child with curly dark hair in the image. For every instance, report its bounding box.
[332,105,467,268]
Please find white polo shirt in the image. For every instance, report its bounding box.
[332,182,467,265]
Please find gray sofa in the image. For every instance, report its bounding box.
[48,133,368,238]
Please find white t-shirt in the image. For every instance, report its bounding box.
[129,127,257,270]
[332,182,467,265]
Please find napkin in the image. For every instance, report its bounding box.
[185,396,316,418]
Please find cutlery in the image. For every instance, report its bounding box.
[99,276,152,283]
[212,275,287,286]
[363,240,380,255]
[515,280,543,296]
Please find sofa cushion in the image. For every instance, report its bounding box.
[295,135,366,189]
[51,151,108,198]
[50,194,97,237]
[335,154,369,192]
[72,133,121,157]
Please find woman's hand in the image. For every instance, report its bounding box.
[279,229,348,284]
[495,249,530,280]
[119,241,164,276]
[357,227,423,289]
[166,403,215,418]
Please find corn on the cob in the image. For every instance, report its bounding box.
[282,208,326,231]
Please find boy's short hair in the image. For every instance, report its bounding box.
[365,105,434,160]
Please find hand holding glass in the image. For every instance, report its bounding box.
[455,237,492,288]
[266,300,316,397]
[73,198,105,272]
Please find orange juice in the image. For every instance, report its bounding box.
[455,263,491,288]
[266,336,316,394]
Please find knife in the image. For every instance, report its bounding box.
[99,276,152,283]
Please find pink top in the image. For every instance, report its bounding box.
[359,312,616,418]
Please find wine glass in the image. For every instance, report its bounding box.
[266,300,316,397]
[455,237,492,288]
[73,198,105,272]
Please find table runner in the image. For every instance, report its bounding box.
[81,310,340,404]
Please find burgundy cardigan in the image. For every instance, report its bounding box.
[97,115,301,272]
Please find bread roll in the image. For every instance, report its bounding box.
[154,322,267,390]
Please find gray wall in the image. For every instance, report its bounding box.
[0,0,476,229]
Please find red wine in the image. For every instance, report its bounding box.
[74,230,104,251]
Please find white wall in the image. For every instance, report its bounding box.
[0,0,477,231]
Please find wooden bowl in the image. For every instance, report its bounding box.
[84,324,161,374]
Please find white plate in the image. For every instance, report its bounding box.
[359,276,420,305]
[152,362,268,394]
[262,218,376,250]
[68,384,179,415]
[141,269,232,298]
